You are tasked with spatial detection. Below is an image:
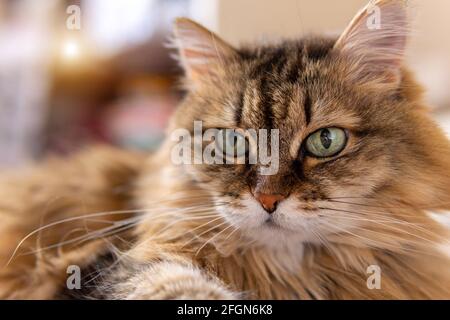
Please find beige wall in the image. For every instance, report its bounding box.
[217,0,366,43]
[213,0,450,109]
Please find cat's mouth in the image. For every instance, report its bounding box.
[262,220,288,233]
[263,215,293,232]
[264,216,277,226]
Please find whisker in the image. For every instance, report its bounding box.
[5,209,150,267]
[84,213,222,285]
[20,216,143,256]
[321,220,408,250]
[319,206,448,244]
[223,226,239,242]
[326,197,450,210]
[195,224,236,256]
[320,219,446,256]
[6,199,223,266]
[180,217,227,248]
[22,210,222,257]
[320,206,427,224]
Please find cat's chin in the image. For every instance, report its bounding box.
[241,221,314,251]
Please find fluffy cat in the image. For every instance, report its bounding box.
[1,0,450,299]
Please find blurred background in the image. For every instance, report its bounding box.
[0,0,449,167]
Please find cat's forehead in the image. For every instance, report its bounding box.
[235,39,361,133]
[239,37,336,69]
[237,78,360,139]
[187,37,366,133]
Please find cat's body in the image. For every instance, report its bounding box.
[1,0,450,299]
[1,143,450,300]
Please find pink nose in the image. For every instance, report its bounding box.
[254,193,285,214]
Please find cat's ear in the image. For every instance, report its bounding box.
[173,18,238,86]
[334,0,409,85]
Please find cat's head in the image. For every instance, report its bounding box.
[168,0,450,248]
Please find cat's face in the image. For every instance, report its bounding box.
[170,1,430,246]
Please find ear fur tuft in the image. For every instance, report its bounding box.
[334,0,410,84]
[172,17,237,86]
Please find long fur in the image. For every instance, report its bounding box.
[0,0,450,299]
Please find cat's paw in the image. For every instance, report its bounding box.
[116,262,239,300]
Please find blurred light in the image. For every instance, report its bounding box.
[62,40,80,60]
[83,0,161,55]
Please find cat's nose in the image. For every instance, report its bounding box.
[254,193,285,214]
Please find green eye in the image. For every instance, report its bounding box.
[217,129,248,157]
[305,128,347,158]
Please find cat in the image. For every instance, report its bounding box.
[1,0,450,299]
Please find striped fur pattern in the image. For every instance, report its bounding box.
[0,0,449,299]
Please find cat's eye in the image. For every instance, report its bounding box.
[305,128,347,158]
[216,129,248,158]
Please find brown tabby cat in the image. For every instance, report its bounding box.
[1,0,450,299]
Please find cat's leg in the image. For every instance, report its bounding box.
[106,261,239,300]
